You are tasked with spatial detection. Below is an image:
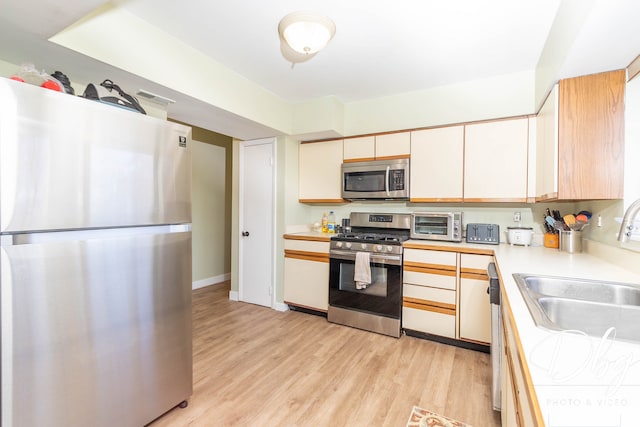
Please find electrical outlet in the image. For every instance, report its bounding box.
[513,211,521,223]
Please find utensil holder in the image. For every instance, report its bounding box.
[543,232,559,248]
[559,230,582,253]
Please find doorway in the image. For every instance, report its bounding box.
[238,138,275,307]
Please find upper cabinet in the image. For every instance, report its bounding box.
[299,139,344,203]
[537,70,625,201]
[410,126,464,202]
[375,132,411,159]
[464,117,529,202]
[536,85,559,200]
[343,136,375,161]
[343,132,410,162]
[559,70,625,200]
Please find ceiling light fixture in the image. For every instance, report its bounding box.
[278,11,335,65]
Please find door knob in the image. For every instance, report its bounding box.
[242,231,250,237]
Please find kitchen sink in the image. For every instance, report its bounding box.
[512,273,640,342]
[537,297,640,342]
[515,274,640,306]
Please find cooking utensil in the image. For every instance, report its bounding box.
[563,214,576,227]
[545,216,556,230]
[575,213,589,223]
[571,221,589,231]
[577,210,592,219]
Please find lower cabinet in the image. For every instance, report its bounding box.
[402,247,457,338]
[501,292,541,426]
[283,236,330,312]
[402,244,492,347]
[403,284,456,338]
[459,253,492,344]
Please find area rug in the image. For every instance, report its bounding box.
[405,405,472,427]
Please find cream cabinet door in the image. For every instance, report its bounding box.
[375,132,410,158]
[343,136,375,161]
[459,275,491,343]
[283,239,330,311]
[283,257,329,311]
[464,118,529,202]
[535,84,559,201]
[298,139,344,202]
[459,253,491,344]
[410,126,464,202]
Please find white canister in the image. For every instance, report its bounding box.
[506,227,534,246]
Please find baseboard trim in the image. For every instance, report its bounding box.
[404,329,490,353]
[229,290,239,301]
[192,273,231,290]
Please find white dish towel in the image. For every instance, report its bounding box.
[354,251,372,290]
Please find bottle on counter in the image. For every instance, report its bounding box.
[327,211,336,234]
[321,212,328,233]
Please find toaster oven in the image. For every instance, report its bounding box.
[410,212,463,242]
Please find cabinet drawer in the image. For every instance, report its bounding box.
[403,270,456,290]
[404,248,457,267]
[402,307,455,338]
[403,283,456,305]
[460,253,492,276]
[284,239,330,253]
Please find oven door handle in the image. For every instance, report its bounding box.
[330,250,402,266]
[385,166,390,196]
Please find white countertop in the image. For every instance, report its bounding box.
[493,243,640,426]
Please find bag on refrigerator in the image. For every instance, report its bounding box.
[82,79,146,114]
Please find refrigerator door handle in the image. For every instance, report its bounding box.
[3,224,191,246]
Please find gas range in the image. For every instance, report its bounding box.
[329,212,411,255]
[328,212,411,338]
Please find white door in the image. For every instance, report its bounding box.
[239,138,274,307]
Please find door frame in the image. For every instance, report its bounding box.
[238,137,276,308]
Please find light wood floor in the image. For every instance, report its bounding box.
[149,281,501,427]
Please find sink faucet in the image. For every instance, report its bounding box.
[618,198,640,242]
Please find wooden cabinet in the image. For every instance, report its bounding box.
[298,139,344,202]
[464,117,529,202]
[557,70,625,200]
[283,236,330,312]
[459,254,492,344]
[410,126,464,202]
[343,133,410,162]
[402,248,457,338]
[536,70,625,201]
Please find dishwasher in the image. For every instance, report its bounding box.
[488,262,502,411]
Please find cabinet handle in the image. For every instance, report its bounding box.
[242,231,250,237]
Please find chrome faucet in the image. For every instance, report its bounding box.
[618,198,640,242]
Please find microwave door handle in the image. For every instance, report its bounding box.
[385,166,391,196]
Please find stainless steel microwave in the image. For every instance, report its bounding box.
[341,158,409,200]
[410,212,463,242]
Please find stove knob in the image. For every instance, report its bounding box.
[345,242,352,249]
[387,245,394,252]
[375,244,383,252]
[335,241,343,248]
[360,243,367,250]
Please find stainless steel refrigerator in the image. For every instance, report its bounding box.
[0,78,193,427]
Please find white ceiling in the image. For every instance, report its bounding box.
[1,1,640,138]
